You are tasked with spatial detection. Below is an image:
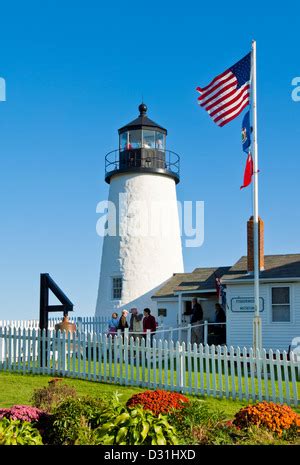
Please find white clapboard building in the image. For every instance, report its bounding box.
[153,216,300,351]
[151,266,230,343]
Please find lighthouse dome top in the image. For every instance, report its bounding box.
[105,103,180,184]
[118,103,167,135]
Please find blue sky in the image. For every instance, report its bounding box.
[0,2,300,320]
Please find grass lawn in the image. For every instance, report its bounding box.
[0,372,299,445]
[0,371,299,418]
[4,354,299,404]
[0,372,143,408]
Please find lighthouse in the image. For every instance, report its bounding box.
[95,104,184,318]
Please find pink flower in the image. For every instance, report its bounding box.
[0,405,45,423]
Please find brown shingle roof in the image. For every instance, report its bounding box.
[152,266,231,298]
[221,254,300,282]
[153,254,300,298]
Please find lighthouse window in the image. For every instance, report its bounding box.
[156,132,165,150]
[129,130,142,149]
[112,277,122,300]
[142,130,155,149]
[120,132,128,150]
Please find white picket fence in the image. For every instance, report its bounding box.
[0,327,299,406]
[0,317,225,346]
[0,316,110,334]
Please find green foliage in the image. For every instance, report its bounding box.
[94,405,179,445]
[169,399,227,444]
[171,400,300,445]
[0,418,43,445]
[31,378,77,413]
[194,422,241,445]
[183,399,227,425]
[49,396,110,445]
[48,391,179,446]
[49,392,178,445]
[73,419,100,445]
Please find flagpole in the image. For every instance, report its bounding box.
[251,39,262,351]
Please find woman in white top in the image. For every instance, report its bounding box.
[129,308,143,338]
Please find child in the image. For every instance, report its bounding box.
[108,312,119,336]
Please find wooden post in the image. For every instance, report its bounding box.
[204,320,208,346]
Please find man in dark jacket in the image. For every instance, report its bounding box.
[191,298,204,345]
[143,308,156,345]
[215,303,226,344]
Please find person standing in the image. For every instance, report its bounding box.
[117,309,129,333]
[190,298,204,345]
[108,312,119,336]
[129,308,143,339]
[143,308,156,345]
[215,303,226,344]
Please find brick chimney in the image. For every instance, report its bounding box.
[247,216,264,272]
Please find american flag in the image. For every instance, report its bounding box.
[196,52,251,127]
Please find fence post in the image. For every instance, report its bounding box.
[169,327,173,344]
[179,345,184,392]
[187,324,191,345]
[124,328,129,365]
[146,330,151,348]
[117,330,122,362]
[77,317,83,333]
[204,321,208,346]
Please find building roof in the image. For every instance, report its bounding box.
[153,254,300,299]
[118,104,167,134]
[152,266,231,298]
[118,115,167,134]
[221,254,300,282]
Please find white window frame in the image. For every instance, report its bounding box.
[270,284,293,324]
[111,276,122,301]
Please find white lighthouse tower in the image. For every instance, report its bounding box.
[95,104,184,318]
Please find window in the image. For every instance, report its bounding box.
[112,277,122,300]
[119,131,142,150]
[184,301,192,315]
[129,130,142,149]
[155,132,165,150]
[142,130,155,148]
[271,287,290,322]
[119,132,128,150]
[158,308,167,317]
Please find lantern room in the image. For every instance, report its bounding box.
[105,103,180,184]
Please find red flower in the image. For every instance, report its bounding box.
[126,390,189,415]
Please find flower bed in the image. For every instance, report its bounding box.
[0,405,46,423]
[126,390,189,416]
[0,381,299,445]
[233,401,300,437]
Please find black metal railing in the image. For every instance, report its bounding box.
[105,148,180,182]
